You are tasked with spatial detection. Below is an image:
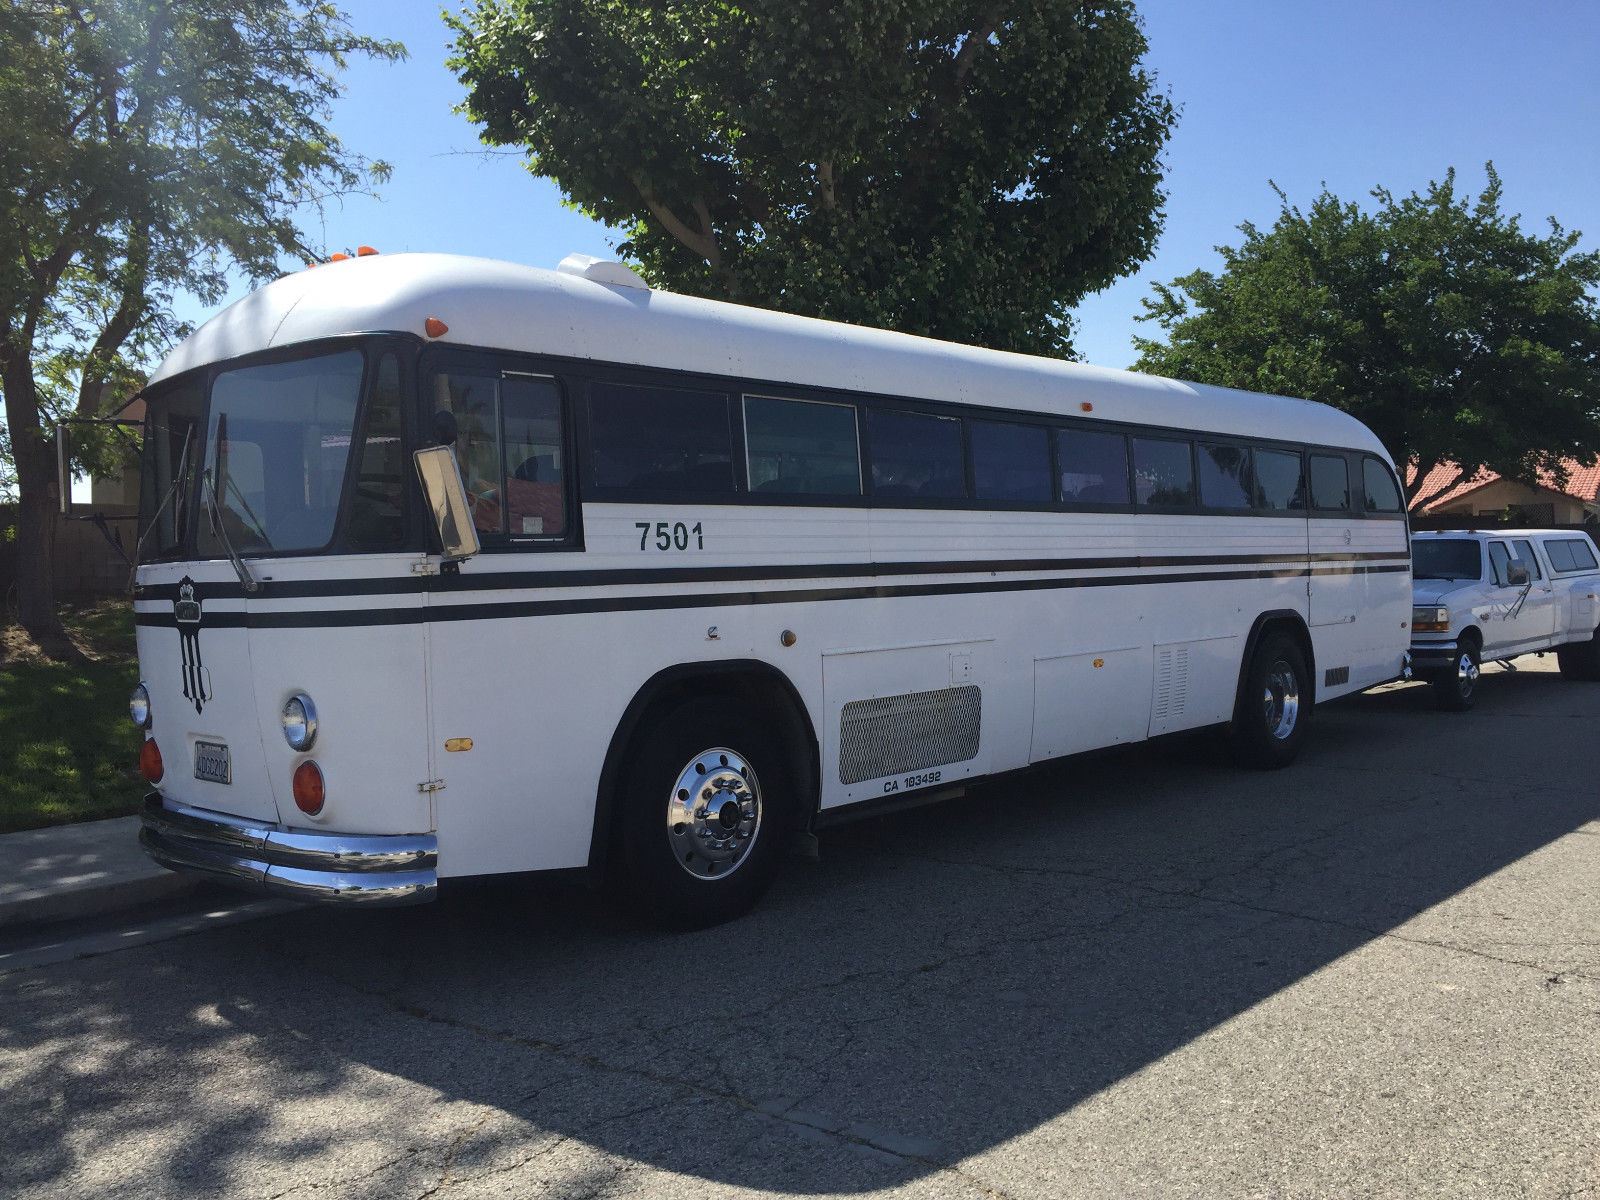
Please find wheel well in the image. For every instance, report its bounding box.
[588,660,820,873]
[1458,626,1483,651]
[1234,611,1316,721]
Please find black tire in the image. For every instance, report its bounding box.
[1431,639,1481,711]
[1556,627,1600,681]
[610,694,793,929]
[1230,631,1312,770]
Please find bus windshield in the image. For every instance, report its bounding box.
[1411,538,1482,581]
[140,350,367,561]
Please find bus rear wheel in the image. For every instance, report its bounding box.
[611,694,792,929]
[1230,630,1310,770]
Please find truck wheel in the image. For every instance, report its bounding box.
[1432,640,1481,711]
[1230,631,1311,770]
[610,694,792,929]
[1556,627,1600,681]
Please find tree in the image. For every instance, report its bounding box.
[1,2,402,634]
[1133,166,1600,503]
[448,1,1175,357]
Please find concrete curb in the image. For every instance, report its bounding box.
[0,815,199,930]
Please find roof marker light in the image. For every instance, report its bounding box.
[329,252,350,262]
[1081,402,1094,412]
[356,245,378,256]
[425,317,449,339]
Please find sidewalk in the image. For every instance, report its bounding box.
[0,815,197,929]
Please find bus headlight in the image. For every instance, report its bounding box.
[282,693,318,751]
[1412,606,1450,632]
[130,683,152,729]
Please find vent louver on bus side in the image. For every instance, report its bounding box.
[838,686,982,785]
[1152,645,1189,724]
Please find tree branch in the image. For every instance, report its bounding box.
[629,170,722,269]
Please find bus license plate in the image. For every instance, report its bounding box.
[194,741,231,784]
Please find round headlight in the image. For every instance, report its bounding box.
[282,693,318,752]
[130,683,151,729]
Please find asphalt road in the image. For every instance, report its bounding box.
[3,658,1597,1199]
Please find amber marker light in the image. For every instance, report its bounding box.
[1080,402,1094,412]
[292,761,325,816]
[356,245,378,256]
[329,252,350,262]
[139,739,164,783]
[424,317,449,338]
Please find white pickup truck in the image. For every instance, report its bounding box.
[1410,528,1600,709]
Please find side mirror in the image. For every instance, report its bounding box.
[1506,565,1530,587]
[413,445,480,562]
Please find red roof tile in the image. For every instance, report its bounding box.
[1406,457,1600,511]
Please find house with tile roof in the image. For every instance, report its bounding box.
[1407,458,1600,527]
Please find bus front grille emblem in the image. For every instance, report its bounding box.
[174,578,208,714]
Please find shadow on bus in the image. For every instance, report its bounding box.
[5,664,1595,1195]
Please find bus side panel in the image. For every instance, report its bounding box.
[1310,515,1411,698]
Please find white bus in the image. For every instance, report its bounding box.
[125,252,1411,926]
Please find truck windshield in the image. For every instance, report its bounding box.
[139,350,367,561]
[1412,538,1482,581]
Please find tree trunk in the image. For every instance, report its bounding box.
[3,353,60,636]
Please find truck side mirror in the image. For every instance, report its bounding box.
[413,445,480,562]
[1506,565,1530,587]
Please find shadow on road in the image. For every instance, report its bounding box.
[4,667,1596,1194]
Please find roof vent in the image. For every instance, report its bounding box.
[555,254,649,290]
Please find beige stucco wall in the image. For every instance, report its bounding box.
[1428,479,1587,523]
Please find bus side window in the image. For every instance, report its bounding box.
[1309,454,1350,512]
[1132,436,1196,508]
[743,394,861,495]
[501,376,567,537]
[588,382,734,494]
[970,420,1051,502]
[432,370,503,534]
[1254,449,1305,511]
[866,409,966,499]
[346,353,408,551]
[1057,428,1130,505]
[1197,442,1253,509]
[1361,456,1403,513]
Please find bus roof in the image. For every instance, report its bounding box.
[150,252,1389,459]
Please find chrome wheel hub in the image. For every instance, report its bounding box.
[666,747,762,880]
[1262,660,1301,740]
[1458,651,1479,694]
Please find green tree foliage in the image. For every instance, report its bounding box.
[1134,167,1600,501]
[449,1,1175,357]
[1,1,402,633]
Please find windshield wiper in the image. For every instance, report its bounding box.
[201,468,260,593]
[128,422,194,590]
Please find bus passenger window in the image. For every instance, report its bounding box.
[743,395,861,495]
[1254,449,1305,511]
[1198,443,1253,509]
[1057,428,1129,505]
[346,353,407,550]
[1132,437,1196,508]
[866,409,965,499]
[588,382,733,493]
[431,370,503,533]
[1309,454,1350,511]
[971,420,1051,502]
[502,376,566,537]
[1362,457,1402,513]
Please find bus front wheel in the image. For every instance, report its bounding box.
[1230,630,1311,770]
[611,694,792,929]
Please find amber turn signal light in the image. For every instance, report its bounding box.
[139,739,164,784]
[424,317,449,338]
[292,761,325,816]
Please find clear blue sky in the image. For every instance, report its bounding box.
[186,0,1600,370]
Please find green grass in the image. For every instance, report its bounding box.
[1,599,144,832]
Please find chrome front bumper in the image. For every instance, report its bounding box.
[139,793,438,905]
